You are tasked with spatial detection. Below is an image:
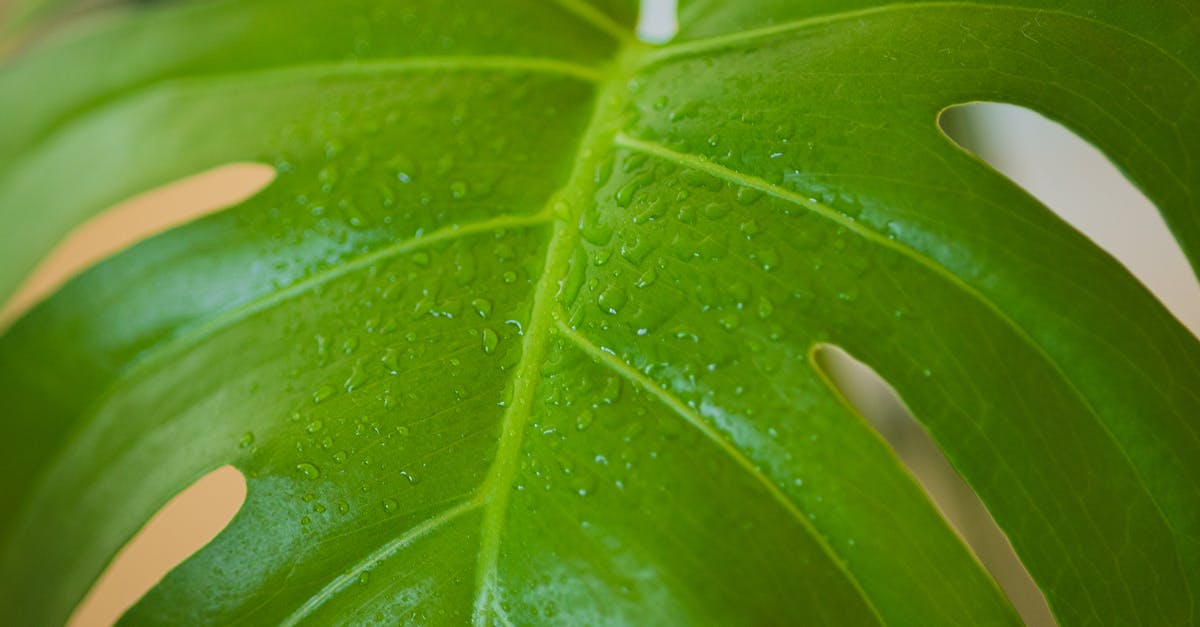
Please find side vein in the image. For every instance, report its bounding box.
[554,320,887,626]
[647,2,1198,85]
[278,497,484,626]
[4,211,554,547]
[550,0,636,44]
[613,132,1192,570]
[119,210,555,380]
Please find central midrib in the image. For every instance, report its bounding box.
[467,35,649,624]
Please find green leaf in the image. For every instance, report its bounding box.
[1,0,1197,624]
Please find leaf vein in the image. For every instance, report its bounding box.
[613,132,1193,596]
[554,319,888,626]
[279,497,483,626]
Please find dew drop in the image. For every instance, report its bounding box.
[382,498,399,513]
[597,284,627,314]
[702,202,729,220]
[482,328,500,355]
[757,296,775,319]
[615,172,653,208]
[296,462,321,480]
[600,377,622,404]
[472,298,493,318]
[381,348,400,373]
[755,248,780,271]
[238,432,255,448]
[635,267,657,288]
[345,364,367,392]
[313,385,335,404]
[736,187,765,205]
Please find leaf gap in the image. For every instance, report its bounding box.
[0,162,275,329]
[939,102,1200,339]
[637,0,677,44]
[814,344,1056,627]
[66,465,247,627]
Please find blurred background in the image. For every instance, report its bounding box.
[2,1,1197,626]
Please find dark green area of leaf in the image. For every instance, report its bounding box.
[0,0,1197,625]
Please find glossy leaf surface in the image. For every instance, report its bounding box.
[0,0,1197,624]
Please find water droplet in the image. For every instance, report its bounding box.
[757,296,775,319]
[306,420,324,434]
[450,181,469,199]
[238,432,255,448]
[358,571,371,585]
[472,298,493,318]
[597,284,627,314]
[615,172,653,208]
[315,334,329,364]
[736,187,765,205]
[296,462,321,480]
[600,377,622,404]
[382,498,399,513]
[576,410,594,431]
[594,158,614,186]
[381,348,400,373]
[755,248,780,271]
[313,385,335,404]
[775,121,796,142]
[635,267,657,288]
[411,251,431,267]
[345,364,367,392]
[337,501,351,514]
[702,202,729,220]
[482,328,499,355]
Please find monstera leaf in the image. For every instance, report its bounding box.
[1,0,1198,624]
